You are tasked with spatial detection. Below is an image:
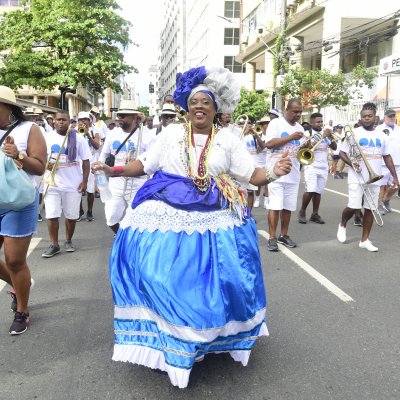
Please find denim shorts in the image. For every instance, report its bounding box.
[0,191,39,237]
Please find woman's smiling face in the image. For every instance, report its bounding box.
[188,92,216,131]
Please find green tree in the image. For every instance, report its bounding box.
[276,62,378,111]
[0,0,135,93]
[138,106,149,117]
[234,88,270,123]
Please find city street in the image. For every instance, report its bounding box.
[1,174,400,400]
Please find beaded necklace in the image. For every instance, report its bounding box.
[182,121,216,192]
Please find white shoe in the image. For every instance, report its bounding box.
[30,278,35,290]
[254,197,260,208]
[263,197,269,209]
[337,224,346,243]
[359,239,378,252]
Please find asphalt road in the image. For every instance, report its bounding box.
[1,173,400,400]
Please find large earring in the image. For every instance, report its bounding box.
[9,112,16,125]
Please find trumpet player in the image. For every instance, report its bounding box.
[298,113,337,224]
[41,111,92,257]
[248,116,270,209]
[77,111,100,221]
[337,103,399,252]
[265,99,305,251]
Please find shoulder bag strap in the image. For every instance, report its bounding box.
[0,121,21,147]
[114,126,138,156]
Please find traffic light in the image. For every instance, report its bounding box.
[149,84,154,93]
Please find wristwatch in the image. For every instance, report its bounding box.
[17,152,25,161]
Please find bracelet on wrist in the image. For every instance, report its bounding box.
[265,166,278,183]
[113,166,124,174]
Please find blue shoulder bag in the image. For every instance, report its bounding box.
[0,123,36,210]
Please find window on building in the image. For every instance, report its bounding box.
[224,56,245,73]
[224,1,240,18]
[340,38,392,73]
[224,28,240,45]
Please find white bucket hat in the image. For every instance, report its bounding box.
[117,100,145,122]
[77,111,93,121]
[0,86,21,108]
[160,104,177,116]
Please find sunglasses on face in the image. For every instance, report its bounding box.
[162,115,175,119]
[117,114,132,119]
[387,114,396,118]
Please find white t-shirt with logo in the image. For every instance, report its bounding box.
[304,129,332,171]
[340,126,388,186]
[99,126,152,193]
[377,123,400,166]
[265,117,305,184]
[45,130,92,192]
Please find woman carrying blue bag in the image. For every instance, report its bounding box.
[0,86,47,335]
[93,67,292,388]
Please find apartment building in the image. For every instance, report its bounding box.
[157,0,267,106]
[237,0,400,121]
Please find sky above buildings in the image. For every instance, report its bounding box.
[117,0,161,105]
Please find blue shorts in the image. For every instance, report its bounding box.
[0,191,39,237]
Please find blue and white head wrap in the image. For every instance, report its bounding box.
[174,66,241,113]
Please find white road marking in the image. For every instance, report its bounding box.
[0,237,42,293]
[258,230,354,303]
[325,187,400,214]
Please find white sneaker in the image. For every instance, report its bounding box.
[254,197,260,208]
[30,278,35,290]
[359,239,378,252]
[263,198,269,209]
[337,224,346,243]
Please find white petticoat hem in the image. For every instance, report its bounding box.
[112,322,269,389]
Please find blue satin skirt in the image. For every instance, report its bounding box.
[110,216,267,388]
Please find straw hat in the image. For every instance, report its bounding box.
[160,104,177,116]
[257,116,270,124]
[24,107,39,116]
[90,106,100,114]
[34,108,43,115]
[117,100,145,122]
[0,86,20,108]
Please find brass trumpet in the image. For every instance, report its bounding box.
[78,123,87,135]
[254,124,263,135]
[234,114,249,139]
[297,133,325,165]
[39,128,71,210]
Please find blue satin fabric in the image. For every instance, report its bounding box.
[132,171,227,212]
[110,219,267,369]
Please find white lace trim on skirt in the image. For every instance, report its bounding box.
[120,200,244,234]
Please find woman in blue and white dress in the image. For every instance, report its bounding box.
[93,67,292,388]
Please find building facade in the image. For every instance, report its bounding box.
[237,0,400,122]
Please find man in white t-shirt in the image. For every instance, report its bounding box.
[99,100,152,234]
[265,99,305,251]
[42,111,92,257]
[76,111,100,222]
[377,109,400,213]
[337,103,399,252]
[298,112,337,224]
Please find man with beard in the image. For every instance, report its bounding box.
[98,100,151,234]
[298,112,336,224]
[265,99,305,251]
[337,102,399,252]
